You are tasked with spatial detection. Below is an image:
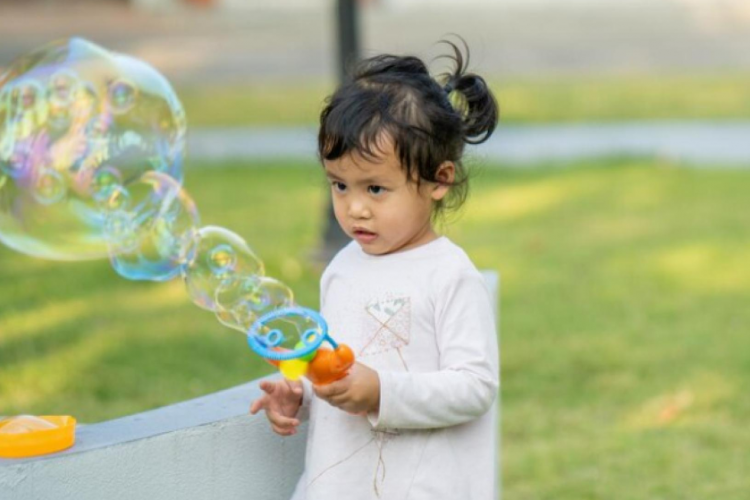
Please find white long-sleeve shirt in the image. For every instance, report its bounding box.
[292,237,499,500]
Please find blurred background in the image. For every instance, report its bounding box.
[1,0,749,498]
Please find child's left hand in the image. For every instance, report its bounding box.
[313,362,380,416]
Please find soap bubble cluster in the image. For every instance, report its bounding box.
[0,38,185,261]
[0,38,325,365]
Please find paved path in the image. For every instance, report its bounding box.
[186,122,750,166]
[1,1,750,84]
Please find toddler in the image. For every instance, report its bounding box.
[251,40,500,500]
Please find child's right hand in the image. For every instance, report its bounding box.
[249,379,303,436]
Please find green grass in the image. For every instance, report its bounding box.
[459,161,750,498]
[177,73,750,127]
[2,159,750,497]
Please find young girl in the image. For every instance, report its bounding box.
[250,40,500,500]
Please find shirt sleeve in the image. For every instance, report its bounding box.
[368,271,500,430]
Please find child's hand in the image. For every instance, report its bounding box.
[249,379,303,436]
[313,362,380,416]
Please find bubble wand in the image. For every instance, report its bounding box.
[249,307,354,384]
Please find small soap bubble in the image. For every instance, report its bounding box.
[109,79,137,115]
[209,244,236,275]
[103,209,139,254]
[32,168,66,205]
[108,171,199,282]
[48,70,79,109]
[215,275,294,332]
[90,166,121,200]
[181,226,265,311]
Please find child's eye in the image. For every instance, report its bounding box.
[368,185,386,195]
[331,181,347,193]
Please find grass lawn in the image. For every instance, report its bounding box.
[177,73,750,127]
[1,159,750,498]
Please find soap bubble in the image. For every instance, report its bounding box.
[182,226,265,311]
[214,275,294,332]
[107,172,199,282]
[0,37,186,260]
[33,168,67,205]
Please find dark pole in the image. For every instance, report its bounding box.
[320,0,361,262]
[336,0,361,84]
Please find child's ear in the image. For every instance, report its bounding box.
[431,161,455,201]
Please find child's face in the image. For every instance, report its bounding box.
[323,137,450,256]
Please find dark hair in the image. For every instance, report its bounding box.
[317,38,499,216]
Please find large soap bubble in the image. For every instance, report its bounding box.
[0,37,186,260]
[0,39,352,382]
[215,275,294,332]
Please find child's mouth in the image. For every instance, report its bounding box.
[353,229,377,244]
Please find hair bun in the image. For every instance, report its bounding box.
[440,38,499,145]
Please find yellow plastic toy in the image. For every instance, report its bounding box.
[0,415,76,459]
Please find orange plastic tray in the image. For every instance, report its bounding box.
[0,416,76,459]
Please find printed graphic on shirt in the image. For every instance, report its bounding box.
[359,296,411,358]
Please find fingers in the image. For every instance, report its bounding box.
[249,395,267,415]
[259,380,277,395]
[263,379,302,399]
[268,412,300,436]
[250,379,303,436]
[313,380,347,400]
[311,371,376,416]
[249,381,277,415]
[326,394,357,411]
[249,393,301,435]
[313,381,360,414]
[271,424,297,437]
[324,398,360,415]
[268,411,299,429]
[287,380,303,396]
[282,379,303,399]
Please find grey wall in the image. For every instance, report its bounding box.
[0,381,307,500]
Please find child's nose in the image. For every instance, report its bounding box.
[348,198,371,219]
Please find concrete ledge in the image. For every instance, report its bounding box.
[0,379,306,500]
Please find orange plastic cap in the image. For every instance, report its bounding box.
[0,415,76,459]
